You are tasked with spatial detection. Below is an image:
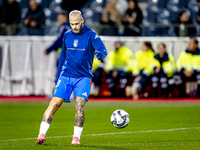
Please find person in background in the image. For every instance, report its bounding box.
[92,56,105,96]
[43,10,70,67]
[174,38,200,98]
[23,0,45,35]
[151,43,176,98]
[122,0,143,36]
[105,41,133,97]
[174,10,196,37]
[125,42,155,100]
[0,0,21,35]
[197,0,200,24]
[100,0,128,35]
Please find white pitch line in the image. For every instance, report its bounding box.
[1,127,200,142]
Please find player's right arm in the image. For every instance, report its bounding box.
[46,28,67,54]
[55,36,67,84]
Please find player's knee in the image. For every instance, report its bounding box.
[50,100,60,109]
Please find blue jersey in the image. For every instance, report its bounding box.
[55,25,107,83]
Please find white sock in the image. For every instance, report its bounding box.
[39,122,50,136]
[73,126,83,140]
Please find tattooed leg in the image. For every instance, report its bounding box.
[37,97,64,141]
[42,97,64,124]
[74,97,86,127]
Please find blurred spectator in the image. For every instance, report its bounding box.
[125,42,155,100]
[197,0,200,24]
[0,46,2,74]
[0,0,21,35]
[61,0,88,13]
[174,10,196,36]
[100,0,128,35]
[23,0,45,35]
[151,43,176,98]
[105,41,133,97]
[43,10,70,67]
[174,38,200,98]
[92,56,105,97]
[122,0,142,36]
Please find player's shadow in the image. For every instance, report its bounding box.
[71,144,136,150]
[41,144,136,149]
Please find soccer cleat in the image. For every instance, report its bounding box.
[36,133,46,144]
[71,137,80,145]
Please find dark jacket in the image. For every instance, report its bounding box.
[174,16,196,36]
[122,8,143,27]
[154,52,169,68]
[197,7,200,24]
[24,5,45,28]
[0,0,21,24]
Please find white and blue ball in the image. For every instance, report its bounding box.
[111,109,130,128]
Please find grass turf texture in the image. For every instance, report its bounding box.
[0,101,200,150]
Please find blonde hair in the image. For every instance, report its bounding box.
[69,10,82,18]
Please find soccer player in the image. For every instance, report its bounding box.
[36,10,107,145]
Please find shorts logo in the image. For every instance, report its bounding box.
[82,92,87,97]
[73,39,78,47]
[54,89,57,94]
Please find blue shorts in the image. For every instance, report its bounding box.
[53,76,92,102]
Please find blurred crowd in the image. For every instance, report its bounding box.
[0,0,200,98]
[0,0,200,36]
[0,0,87,35]
[92,37,200,99]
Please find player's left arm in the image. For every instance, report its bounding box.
[91,33,107,60]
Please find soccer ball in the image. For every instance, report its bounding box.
[111,109,130,128]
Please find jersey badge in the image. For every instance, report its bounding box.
[73,39,78,47]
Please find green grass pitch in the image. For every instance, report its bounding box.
[0,101,200,150]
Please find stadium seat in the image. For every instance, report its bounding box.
[167,5,183,23]
[146,7,161,23]
[18,0,29,8]
[49,0,62,14]
[167,0,190,10]
[142,8,171,37]
[167,0,188,23]
[142,8,161,36]
[148,0,169,9]
[82,0,106,24]
[20,8,28,22]
[157,9,171,25]
[40,0,53,8]
[44,8,57,23]
[188,0,199,23]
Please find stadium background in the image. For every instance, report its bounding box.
[0,1,200,150]
[0,0,200,97]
